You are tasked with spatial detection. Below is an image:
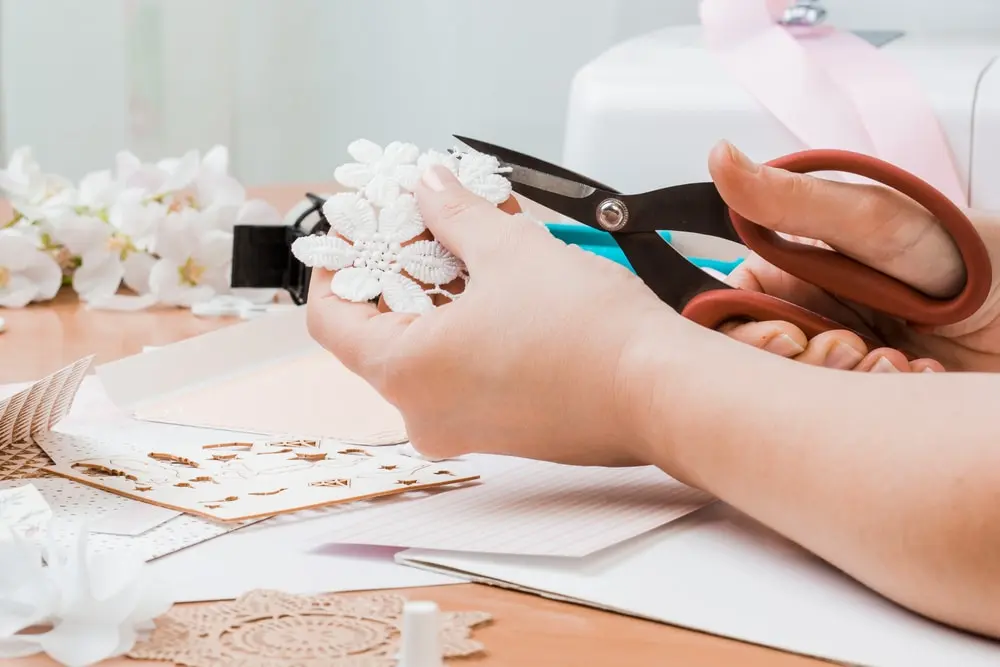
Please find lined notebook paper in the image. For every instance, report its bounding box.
[332,458,714,557]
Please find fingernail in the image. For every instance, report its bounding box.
[725,141,760,174]
[764,333,805,357]
[922,367,937,373]
[871,357,900,373]
[824,341,865,369]
[421,164,454,192]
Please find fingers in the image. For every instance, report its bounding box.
[304,265,414,379]
[718,320,807,356]
[707,140,964,298]
[414,165,536,267]
[722,320,945,372]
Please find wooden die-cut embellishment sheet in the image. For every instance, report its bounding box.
[0,356,93,481]
[45,439,478,522]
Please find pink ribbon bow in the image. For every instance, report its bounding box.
[699,0,967,206]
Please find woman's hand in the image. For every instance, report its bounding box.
[709,140,1000,372]
[306,165,687,465]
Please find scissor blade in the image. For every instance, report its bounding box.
[506,164,595,199]
[453,135,618,192]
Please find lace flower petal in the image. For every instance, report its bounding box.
[322,193,377,242]
[457,152,513,205]
[331,267,382,302]
[398,240,463,286]
[394,165,422,191]
[333,163,376,190]
[346,139,384,164]
[364,176,401,209]
[417,150,459,174]
[382,141,420,166]
[377,194,425,244]
[380,271,434,314]
[290,235,357,271]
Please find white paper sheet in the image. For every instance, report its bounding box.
[397,503,1000,667]
[90,501,180,536]
[333,459,712,556]
[150,506,464,603]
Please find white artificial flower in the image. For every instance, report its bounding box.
[0,524,172,665]
[72,170,125,213]
[48,191,165,307]
[416,148,512,205]
[333,139,422,207]
[0,229,62,308]
[115,149,200,199]
[291,191,462,314]
[148,208,233,307]
[0,147,74,222]
[193,145,246,209]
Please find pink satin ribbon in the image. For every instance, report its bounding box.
[699,0,967,205]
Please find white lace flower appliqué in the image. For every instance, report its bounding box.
[417,149,513,205]
[291,192,463,314]
[333,139,421,208]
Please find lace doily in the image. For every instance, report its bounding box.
[128,589,492,667]
[291,139,520,314]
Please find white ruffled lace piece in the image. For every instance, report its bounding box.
[294,139,512,313]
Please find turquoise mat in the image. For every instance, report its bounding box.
[545,223,744,275]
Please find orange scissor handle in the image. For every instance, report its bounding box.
[730,149,992,327]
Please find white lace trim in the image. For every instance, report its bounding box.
[292,140,511,313]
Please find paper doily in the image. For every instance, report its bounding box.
[128,590,492,666]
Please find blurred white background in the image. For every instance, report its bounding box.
[1,0,998,186]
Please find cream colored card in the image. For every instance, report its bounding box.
[46,438,478,522]
[95,308,407,446]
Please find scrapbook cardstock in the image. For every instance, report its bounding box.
[95,308,408,445]
[333,459,714,557]
[46,438,478,522]
[0,356,93,481]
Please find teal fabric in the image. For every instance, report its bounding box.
[544,223,744,275]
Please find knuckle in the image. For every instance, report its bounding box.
[436,198,479,223]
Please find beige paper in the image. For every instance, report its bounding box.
[46,439,478,522]
[96,308,407,445]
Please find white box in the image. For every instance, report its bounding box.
[563,26,1000,212]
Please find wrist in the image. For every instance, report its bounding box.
[618,313,807,489]
[614,313,719,482]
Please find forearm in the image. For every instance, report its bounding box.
[635,321,1000,637]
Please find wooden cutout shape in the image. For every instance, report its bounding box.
[45,439,477,522]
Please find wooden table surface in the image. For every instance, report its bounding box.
[0,184,826,666]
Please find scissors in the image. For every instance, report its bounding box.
[454,135,993,346]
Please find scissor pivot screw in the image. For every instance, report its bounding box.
[597,198,628,232]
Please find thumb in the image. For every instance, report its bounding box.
[707,140,965,298]
[414,164,524,266]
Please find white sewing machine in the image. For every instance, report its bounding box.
[562,25,1000,214]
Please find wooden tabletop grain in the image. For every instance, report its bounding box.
[0,184,825,666]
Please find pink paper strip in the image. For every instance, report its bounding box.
[699,0,876,156]
[699,0,967,205]
[803,31,967,204]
